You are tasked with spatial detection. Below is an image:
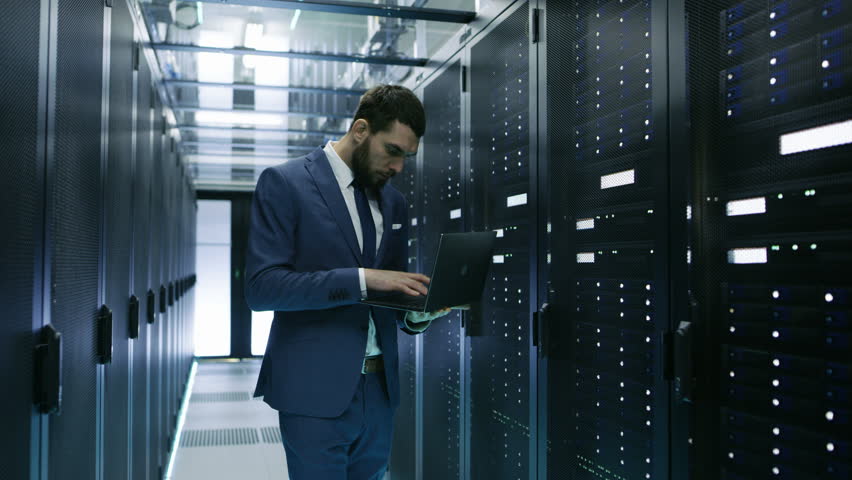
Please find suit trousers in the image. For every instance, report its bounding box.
[278,371,395,480]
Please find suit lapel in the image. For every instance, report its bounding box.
[304,149,363,265]
[373,184,394,268]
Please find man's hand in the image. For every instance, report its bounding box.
[406,307,452,324]
[365,269,431,296]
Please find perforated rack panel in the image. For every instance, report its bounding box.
[421,60,465,480]
[685,1,852,478]
[546,1,668,478]
[389,149,419,479]
[468,4,533,478]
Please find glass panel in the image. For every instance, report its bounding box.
[194,199,232,356]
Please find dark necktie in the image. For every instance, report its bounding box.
[352,180,376,267]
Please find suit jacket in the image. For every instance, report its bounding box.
[245,147,422,418]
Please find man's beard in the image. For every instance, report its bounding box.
[351,140,389,191]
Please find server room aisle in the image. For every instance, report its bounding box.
[170,359,289,480]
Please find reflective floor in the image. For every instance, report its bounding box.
[170,359,290,480]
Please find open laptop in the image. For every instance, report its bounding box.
[361,231,498,312]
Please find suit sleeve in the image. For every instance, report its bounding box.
[244,167,361,312]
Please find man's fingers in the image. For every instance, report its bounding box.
[407,273,431,284]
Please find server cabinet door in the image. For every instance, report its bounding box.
[542,0,672,478]
[389,118,422,480]
[0,0,49,478]
[466,2,538,479]
[681,1,852,479]
[419,59,466,480]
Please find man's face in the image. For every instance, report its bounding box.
[352,120,419,190]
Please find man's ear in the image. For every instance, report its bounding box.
[352,119,370,143]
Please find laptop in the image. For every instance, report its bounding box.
[361,231,498,312]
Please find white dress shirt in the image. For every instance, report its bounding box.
[323,142,430,360]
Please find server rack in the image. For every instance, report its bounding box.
[465,2,539,478]
[679,1,852,479]
[421,58,467,480]
[0,0,49,478]
[47,0,108,478]
[133,45,154,480]
[103,0,136,478]
[389,137,422,480]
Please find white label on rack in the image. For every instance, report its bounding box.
[780,119,852,155]
[727,247,768,264]
[450,209,462,219]
[495,228,505,238]
[507,193,528,207]
[726,197,766,216]
[492,255,505,264]
[576,252,595,263]
[601,169,635,189]
[576,218,595,230]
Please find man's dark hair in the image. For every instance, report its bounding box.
[352,85,426,138]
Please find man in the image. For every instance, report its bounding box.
[245,85,450,480]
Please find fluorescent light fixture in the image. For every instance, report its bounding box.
[576,218,595,230]
[507,193,528,207]
[450,209,462,219]
[493,255,505,264]
[290,9,302,30]
[194,111,283,127]
[726,197,766,216]
[780,119,852,155]
[727,247,768,264]
[601,169,635,189]
[577,252,595,263]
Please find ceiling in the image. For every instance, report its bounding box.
[133,0,475,192]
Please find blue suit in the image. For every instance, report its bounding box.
[245,147,422,478]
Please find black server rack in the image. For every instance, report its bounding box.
[466,2,537,478]
[103,0,135,477]
[680,1,852,479]
[421,59,467,480]
[543,0,672,478]
[0,1,47,478]
[150,91,165,479]
[389,144,421,480]
[133,51,153,480]
[47,0,107,477]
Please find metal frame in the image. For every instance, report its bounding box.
[533,2,549,479]
[173,105,352,121]
[180,140,317,151]
[192,0,476,23]
[34,1,53,479]
[165,80,365,96]
[152,43,428,67]
[176,124,345,137]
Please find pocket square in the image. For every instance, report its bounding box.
[392,223,402,230]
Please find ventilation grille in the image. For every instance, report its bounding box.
[259,426,282,444]
[179,428,259,447]
[190,392,250,403]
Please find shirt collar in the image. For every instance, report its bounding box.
[323,140,355,190]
